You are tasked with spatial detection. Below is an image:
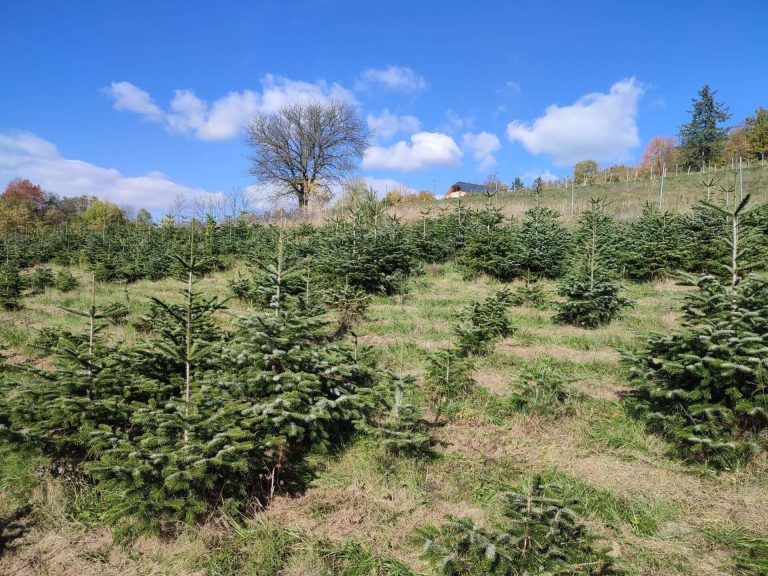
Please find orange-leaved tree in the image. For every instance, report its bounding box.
[639,136,677,175]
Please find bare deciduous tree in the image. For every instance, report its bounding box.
[245,100,370,209]
[224,186,252,220]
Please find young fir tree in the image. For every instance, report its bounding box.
[627,196,768,469]
[556,198,632,328]
[622,203,692,281]
[87,237,231,536]
[325,280,371,336]
[0,261,23,310]
[26,266,54,295]
[419,475,615,575]
[318,193,417,295]
[454,288,515,356]
[507,367,574,415]
[208,230,377,495]
[455,204,520,282]
[54,269,79,292]
[89,230,379,537]
[517,205,571,279]
[684,191,768,281]
[367,372,431,457]
[5,275,128,461]
[228,237,305,308]
[423,349,475,423]
[510,273,551,309]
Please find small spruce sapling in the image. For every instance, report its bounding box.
[454,288,515,356]
[325,280,371,336]
[54,269,79,292]
[0,262,23,310]
[27,266,54,294]
[368,373,431,457]
[510,272,551,309]
[423,349,475,423]
[419,475,615,575]
[556,198,632,328]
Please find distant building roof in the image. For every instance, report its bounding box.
[449,181,490,193]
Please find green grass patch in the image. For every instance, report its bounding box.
[580,400,667,456]
[700,524,768,575]
[550,470,677,537]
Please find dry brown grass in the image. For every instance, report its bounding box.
[276,165,768,226]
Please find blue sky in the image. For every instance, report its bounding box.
[1,0,766,214]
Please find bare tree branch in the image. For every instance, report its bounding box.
[245,100,370,208]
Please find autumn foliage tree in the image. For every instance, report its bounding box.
[0,179,47,234]
[722,125,751,164]
[1,179,46,210]
[639,136,677,174]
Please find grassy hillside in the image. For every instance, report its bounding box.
[385,164,768,224]
[1,262,766,575]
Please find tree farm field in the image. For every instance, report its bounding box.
[4,2,768,574]
[1,256,766,576]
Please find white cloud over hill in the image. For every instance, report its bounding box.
[363,132,462,171]
[0,130,219,212]
[366,109,421,141]
[506,78,644,166]
[462,131,501,171]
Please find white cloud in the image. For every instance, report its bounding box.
[362,131,462,172]
[0,130,220,212]
[462,132,501,171]
[103,81,164,121]
[258,74,355,112]
[104,75,357,141]
[366,109,421,141]
[355,65,428,93]
[506,78,644,166]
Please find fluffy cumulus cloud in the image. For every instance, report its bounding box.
[506,78,644,166]
[0,130,220,212]
[104,81,164,121]
[366,109,421,141]
[355,65,428,94]
[362,132,462,172]
[462,131,501,171]
[103,75,356,141]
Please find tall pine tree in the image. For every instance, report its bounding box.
[679,85,731,170]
